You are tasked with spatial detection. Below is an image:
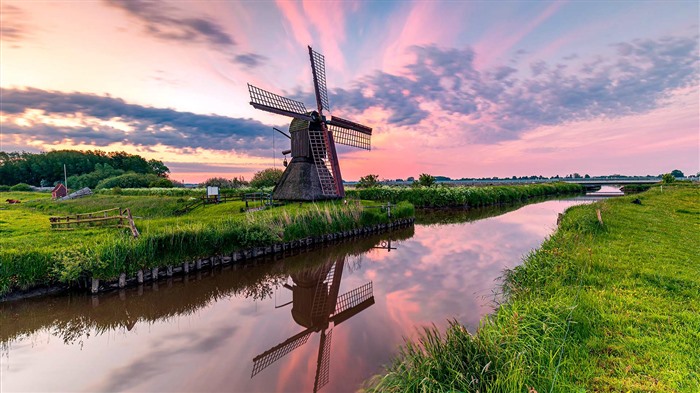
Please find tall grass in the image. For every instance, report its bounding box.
[348,182,583,208]
[1,196,413,295]
[365,184,699,392]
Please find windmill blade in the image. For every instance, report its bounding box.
[313,329,333,393]
[328,116,372,135]
[308,46,330,114]
[328,124,371,151]
[251,329,313,378]
[248,84,312,121]
[330,281,375,326]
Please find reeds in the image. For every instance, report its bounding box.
[0,199,413,295]
[348,182,583,208]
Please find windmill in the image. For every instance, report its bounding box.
[250,256,375,392]
[248,46,372,200]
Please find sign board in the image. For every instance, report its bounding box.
[207,186,219,197]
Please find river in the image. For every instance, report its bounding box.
[1,197,594,392]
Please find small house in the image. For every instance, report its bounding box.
[52,184,67,199]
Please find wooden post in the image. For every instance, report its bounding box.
[126,208,140,238]
[151,267,159,281]
[119,273,126,288]
[596,209,604,225]
[91,278,99,294]
[137,269,144,284]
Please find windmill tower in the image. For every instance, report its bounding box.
[251,256,375,392]
[248,46,372,201]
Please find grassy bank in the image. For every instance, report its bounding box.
[365,184,699,392]
[0,191,413,296]
[347,182,583,208]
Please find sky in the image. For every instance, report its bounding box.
[1,0,698,182]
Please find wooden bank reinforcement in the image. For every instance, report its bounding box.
[88,218,415,295]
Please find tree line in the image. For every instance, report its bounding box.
[0,150,169,187]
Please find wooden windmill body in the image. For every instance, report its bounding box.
[248,46,372,201]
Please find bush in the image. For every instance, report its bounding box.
[10,183,32,192]
[198,176,249,188]
[357,174,379,188]
[417,173,436,187]
[67,163,125,189]
[250,168,283,189]
[95,173,160,189]
[662,173,675,184]
[0,185,10,192]
[148,178,174,188]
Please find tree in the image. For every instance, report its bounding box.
[250,168,283,188]
[95,173,161,189]
[148,159,170,177]
[662,173,675,184]
[230,176,249,188]
[417,173,436,187]
[670,169,684,178]
[357,174,379,188]
[199,177,232,188]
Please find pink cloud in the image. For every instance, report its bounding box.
[380,1,468,74]
[474,1,566,70]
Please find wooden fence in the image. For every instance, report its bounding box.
[49,207,140,238]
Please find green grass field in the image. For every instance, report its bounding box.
[365,184,699,392]
[1,191,413,295]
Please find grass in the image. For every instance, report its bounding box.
[364,183,699,392]
[0,191,413,295]
[347,182,583,208]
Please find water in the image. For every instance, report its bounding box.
[1,199,590,392]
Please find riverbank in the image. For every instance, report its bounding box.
[347,182,583,208]
[1,192,414,297]
[365,184,699,392]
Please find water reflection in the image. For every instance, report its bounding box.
[251,253,375,392]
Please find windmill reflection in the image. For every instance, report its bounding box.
[251,255,374,392]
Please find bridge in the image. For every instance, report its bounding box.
[563,178,661,187]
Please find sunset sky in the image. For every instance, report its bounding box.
[1,0,698,182]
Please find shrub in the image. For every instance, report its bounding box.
[250,168,283,189]
[0,185,10,192]
[10,183,32,192]
[95,173,160,189]
[357,174,379,188]
[198,176,249,188]
[417,173,436,187]
[148,178,174,188]
[662,173,675,184]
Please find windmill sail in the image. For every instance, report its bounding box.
[248,84,312,121]
[251,330,313,377]
[308,46,330,114]
[313,329,333,393]
[328,124,371,151]
[331,282,375,326]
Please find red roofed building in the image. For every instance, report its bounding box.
[52,184,67,199]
